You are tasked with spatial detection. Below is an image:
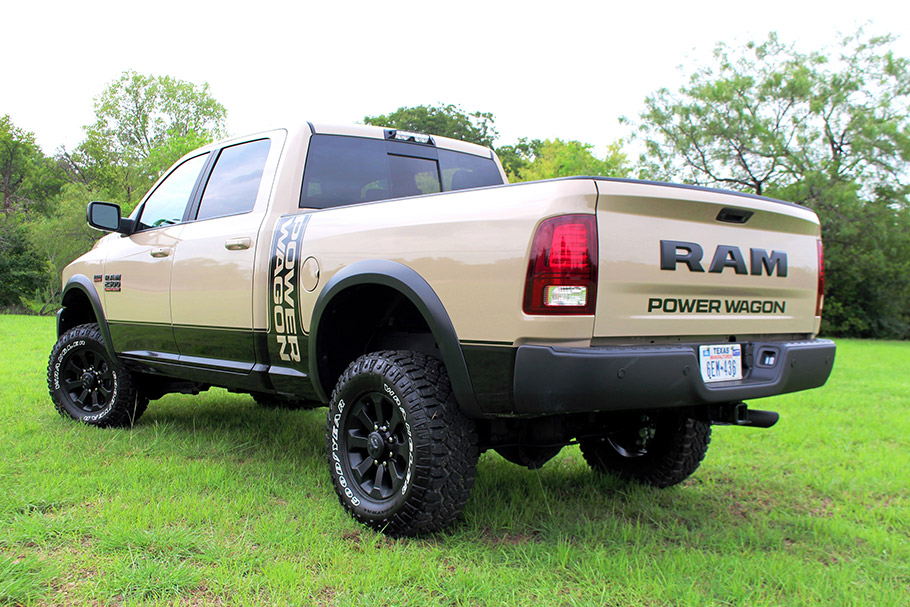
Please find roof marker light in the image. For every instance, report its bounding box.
[386,129,433,144]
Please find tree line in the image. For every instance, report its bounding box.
[2,30,908,338]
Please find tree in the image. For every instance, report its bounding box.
[364,104,498,148]
[495,137,543,181]
[61,70,227,205]
[0,115,62,217]
[506,138,631,182]
[633,30,910,338]
[25,183,102,310]
[0,217,44,308]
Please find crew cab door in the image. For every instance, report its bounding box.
[103,152,211,355]
[169,135,280,369]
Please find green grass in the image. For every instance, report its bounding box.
[1,314,907,606]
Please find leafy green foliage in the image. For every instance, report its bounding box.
[24,183,102,310]
[0,73,228,313]
[0,115,62,217]
[0,218,44,308]
[364,103,498,148]
[502,138,631,182]
[634,30,910,338]
[60,70,227,204]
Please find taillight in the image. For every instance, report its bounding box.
[816,239,825,316]
[523,215,597,315]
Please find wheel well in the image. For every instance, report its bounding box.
[58,288,98,336]
[315,283,437,396]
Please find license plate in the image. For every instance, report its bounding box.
[699,344,742,383]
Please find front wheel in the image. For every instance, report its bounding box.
[579,413,711,487]
[47,323,147,427]
[326,351,478,536]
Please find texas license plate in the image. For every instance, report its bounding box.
[699,344,742,383]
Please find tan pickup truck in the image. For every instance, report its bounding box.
[47,123,835,535]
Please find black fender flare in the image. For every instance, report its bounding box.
[308,260,482,418]
[58,275,119,364]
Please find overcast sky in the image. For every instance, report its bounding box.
[3,0,907,156]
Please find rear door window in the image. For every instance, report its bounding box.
[195,139,271,221]
[301,136,389,208]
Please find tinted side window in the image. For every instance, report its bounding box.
[196,139,271,221]
[138,153,209,230]
[438,149,504,191]
[300,136,390,208]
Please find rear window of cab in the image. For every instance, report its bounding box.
[300,134,503,209]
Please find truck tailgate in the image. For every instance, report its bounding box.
[593,179,822,338]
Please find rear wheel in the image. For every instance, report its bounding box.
[326,351,478,536]
[47,323,147,427]
[580,413,710,487]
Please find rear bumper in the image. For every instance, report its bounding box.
[512,339,835,415]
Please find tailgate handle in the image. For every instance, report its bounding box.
[716,208,753,224]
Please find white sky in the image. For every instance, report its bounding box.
[3,0,907,157]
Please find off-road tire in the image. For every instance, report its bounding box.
[326,350,478,536]
[47,323,147,427]
[580,413,711,487]
[252,392,320,410]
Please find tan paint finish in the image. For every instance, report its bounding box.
[296,179,599,344]
[170,130,286,329]
[62,242,107,308]
[100,226,184,326]
[64,122,824,356]
[592,181,822,338]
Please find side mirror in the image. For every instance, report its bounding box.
[87,201,135,234]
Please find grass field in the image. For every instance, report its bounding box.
[1,314,907,606]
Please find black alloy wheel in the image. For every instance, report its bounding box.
[343,390,411,500]
[61,346,116,413]
[47,323,146,427]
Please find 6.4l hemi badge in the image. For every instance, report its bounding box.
[103,274,121,292]
[269,214,310,363]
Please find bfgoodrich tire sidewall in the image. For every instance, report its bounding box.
[328,369,419,526]
[49,332,120,423]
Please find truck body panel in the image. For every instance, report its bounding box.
[297,178,598,344]
[592,179,822,338]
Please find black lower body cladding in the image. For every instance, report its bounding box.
[510,339,835,415]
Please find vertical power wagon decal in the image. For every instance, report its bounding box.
[269,214,310,364]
